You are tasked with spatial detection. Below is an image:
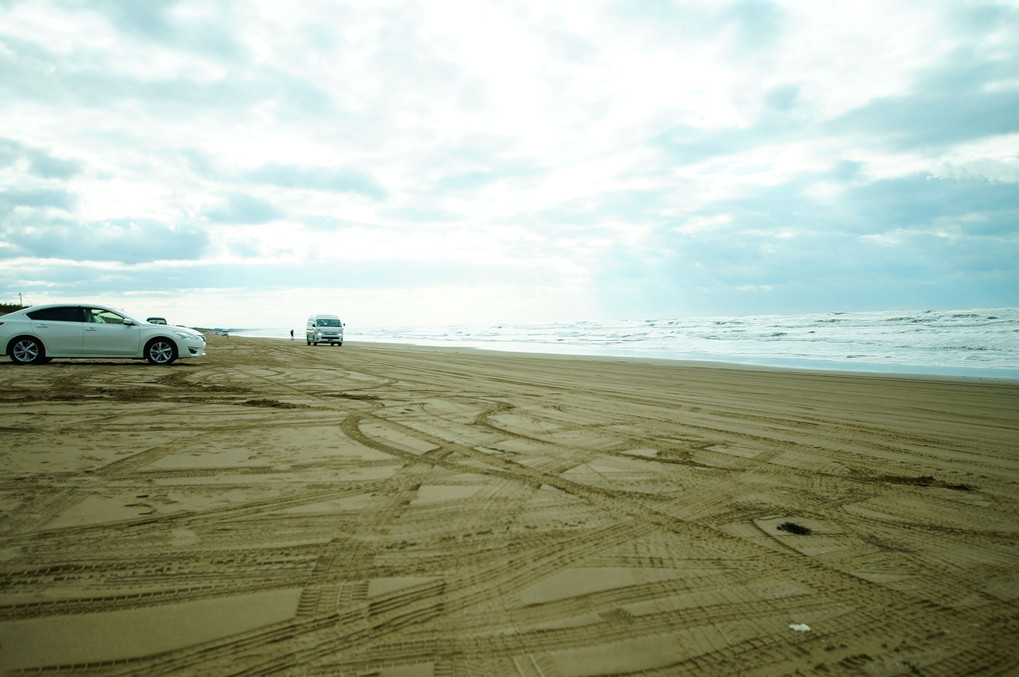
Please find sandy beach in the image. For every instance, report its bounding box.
[1,335,1017,675]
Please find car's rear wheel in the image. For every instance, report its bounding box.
[9,337,44,365]
[145,338,177,365]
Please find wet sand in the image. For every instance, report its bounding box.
[1,336,1017,675]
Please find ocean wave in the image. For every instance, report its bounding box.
[236,307,1019,376]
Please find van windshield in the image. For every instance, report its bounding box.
[318,319,341,327]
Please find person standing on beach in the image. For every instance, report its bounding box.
[290,329,294,340]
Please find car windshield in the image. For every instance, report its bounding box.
[318,319,340,327]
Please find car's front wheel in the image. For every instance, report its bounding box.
[145,338,177,365]
[9,337,44,365]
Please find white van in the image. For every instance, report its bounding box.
[306,314,344,346]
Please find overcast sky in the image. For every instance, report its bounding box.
[2,0,1017,328]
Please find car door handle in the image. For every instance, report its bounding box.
[85,327,98,332]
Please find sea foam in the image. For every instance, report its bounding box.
[229,307,1019,377]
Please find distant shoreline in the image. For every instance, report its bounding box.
[215,308,1018,379]
[218,333,1019,382]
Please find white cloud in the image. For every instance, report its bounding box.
[1,0,1016,325]
[676,214,733,236]
[0,1,116,55]
[930,134,1019,183]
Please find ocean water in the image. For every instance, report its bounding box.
[228,307,1019,378]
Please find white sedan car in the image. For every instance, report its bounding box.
[0,304,206,365]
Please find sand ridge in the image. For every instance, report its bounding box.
[0,336,1017,675]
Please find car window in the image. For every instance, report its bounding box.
[86,308,128,324]
[26,306,84,322]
